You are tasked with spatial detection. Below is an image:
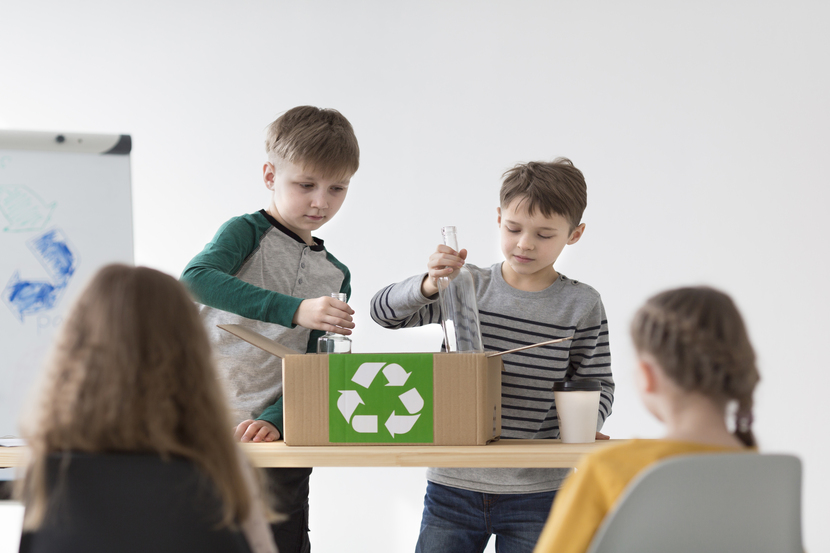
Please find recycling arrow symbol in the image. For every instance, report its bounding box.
[0,184,56,232]
[2,227,79,322]
[337,362,424,437]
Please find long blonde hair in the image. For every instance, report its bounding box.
[630,286,760,447]
[18,264,251,528]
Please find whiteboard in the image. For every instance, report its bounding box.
[0,131,133,449]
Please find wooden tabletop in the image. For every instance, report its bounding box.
[1,439,621,469]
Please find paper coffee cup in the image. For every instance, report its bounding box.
[553,380,602,443]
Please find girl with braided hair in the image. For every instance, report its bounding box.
[534,286,759,553]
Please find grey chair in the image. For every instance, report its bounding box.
[19,452,253,553]
[587,453,802,553]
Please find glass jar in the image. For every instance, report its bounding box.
[316,292,352,354]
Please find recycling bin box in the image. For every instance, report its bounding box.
[283,352,502,446]
[217,323,502,446]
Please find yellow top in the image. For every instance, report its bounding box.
[533,439,747,553]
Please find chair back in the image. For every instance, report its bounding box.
[587,453,802,553]
[19,453,252,553]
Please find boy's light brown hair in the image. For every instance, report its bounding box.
[500,158,587,231]
[265,105,359,181]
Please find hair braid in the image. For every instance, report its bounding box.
[631,287,759,447]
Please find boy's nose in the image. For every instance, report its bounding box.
[517,236,533,250]
[310,192,328,209]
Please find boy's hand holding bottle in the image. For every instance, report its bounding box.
[421,244,469,297]
[292,295,355,335]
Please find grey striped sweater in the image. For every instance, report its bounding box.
[371,262,613,493]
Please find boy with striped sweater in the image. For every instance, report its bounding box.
[370,158,614,553]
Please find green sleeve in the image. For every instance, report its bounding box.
[180,215,301,327]
[257,397,284,438]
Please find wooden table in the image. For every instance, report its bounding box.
[1,439,620,469]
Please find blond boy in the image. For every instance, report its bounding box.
[181,106,359,553]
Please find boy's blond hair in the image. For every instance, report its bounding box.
[265,106,359,181]
[18,265,253,529]
[500,158,587,231]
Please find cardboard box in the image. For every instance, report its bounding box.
[219,324,502,446]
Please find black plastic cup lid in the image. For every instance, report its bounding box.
[552,380,602,392]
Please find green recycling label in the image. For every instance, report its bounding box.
[328,354,434,443]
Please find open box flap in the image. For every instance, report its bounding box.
[217,324,302,359]
[485,336,573,357]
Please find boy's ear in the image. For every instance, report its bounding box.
[263,162,276,190]
[496,206,502,226]
[567,223,586,245]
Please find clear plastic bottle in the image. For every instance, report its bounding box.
[316,293,353,354]
[437,226,484,352]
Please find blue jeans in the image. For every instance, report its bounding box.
[415,481,557,553]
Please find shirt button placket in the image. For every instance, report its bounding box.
[298,247,307,286]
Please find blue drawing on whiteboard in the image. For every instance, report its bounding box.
[0,184,56,232]
[29,228,77,286]
[2,228,79,322]
[2,274,61,321]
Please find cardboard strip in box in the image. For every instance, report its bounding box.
[219,324,502,446]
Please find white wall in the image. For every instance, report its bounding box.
[3,1,828,551]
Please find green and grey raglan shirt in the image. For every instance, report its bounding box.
[180,210,350,436]
[371,263,613,494]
